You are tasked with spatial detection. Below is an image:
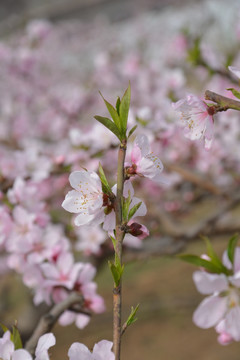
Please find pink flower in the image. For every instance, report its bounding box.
[6,206,37,255]
[127,135,164,183]
[68,340,114,360]
[75,225,106,255]
[26,19,52,42]
[40,252,83,294]
[172,94,215,150]
[58,263,105,329]
[0,206,12,248]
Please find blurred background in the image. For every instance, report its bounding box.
[0,0,199,34]
[1,0,240,359]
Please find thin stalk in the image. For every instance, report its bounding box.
[113,139,127,360]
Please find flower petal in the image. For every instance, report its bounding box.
[193,271,228,294]
[228,66,240,79]
[193,295,227,328]
[93,340,114,360]
[225,307,240,341]
[59,310,76,326]
[234,248,240,273]
[69,171,101,193]
[35,333,56,358]
[68,342,91,360]
[62,190,87,214]
[74,213,96,226]
[135,135,150,156]
[12,349,33,360]
[76,314,91,329]
[131,144,142,164]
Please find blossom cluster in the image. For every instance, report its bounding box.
[1,175,105,329]
[1,0,240,354]
[61,133,164,248]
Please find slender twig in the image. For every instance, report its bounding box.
[113,139,127,360]
[164,163,223,195]
[205,90,240,111]
[196,59,238,84]
[25,292,84,356]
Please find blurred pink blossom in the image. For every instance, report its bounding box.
[172,94,215,149]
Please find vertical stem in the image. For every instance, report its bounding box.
[113,139,127,360]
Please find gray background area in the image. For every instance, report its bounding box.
[0,0,201,35]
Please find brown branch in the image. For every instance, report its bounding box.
[205,90,240,111]
[113,139,127,360]
[24,292,84,356]
[165,163,223,195]
[121,321,128,337]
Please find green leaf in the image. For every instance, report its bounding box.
[126,304,140,326]
[227,88,240,100]
[178,254,226,274]
[116,97,121,115]
[201,236,231,274]
[0,323,9,333]
[187,37,202,65]
[94,115,122,140]
[98,163,111,194]
[227,233,239,264]
[136,116,149,127]
[202,236,223,267]
[128,125,137,139]
[99,92,121,129]
[225,54,234,68]
[11,326,22,350]
[119,83,131,136]
[108,261,124,287]
[108,261,119,286]
[109,235,116,250]
[128,201,142,221]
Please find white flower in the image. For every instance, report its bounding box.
[192,247,240,342]
[62,170,105,226]
[68,340,114,360]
